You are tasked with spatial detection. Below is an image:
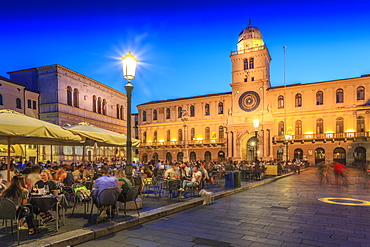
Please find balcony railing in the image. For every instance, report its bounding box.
[273,132,369,142]
[140,138,227,148]
[230,45,266,56]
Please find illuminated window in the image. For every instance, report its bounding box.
[249,57,254,69]
[278,121,284,136]
[205,104,210,115]
[316,91,323,105]
[295,93,302,107]
[166,108,170,119]
[219,126,224,139]
[205,127,210,139]
[357,86,365,100]
[191,128,195,140]
[143,132,147,143]
[316,119,324,134]
[295,120,302,137]
[336,117,344,133]
[278,95,284,109]
[190,105,195,117]
[142,111,146,121]
[67,86,72,106]
[153,131,157,142]
[178,129,183,141]
[244,59,248,70]
[167,130,171,141]
[218,102,224,114]
[153,109,158,120]
[336,89,344,103]
[357,116,365,132]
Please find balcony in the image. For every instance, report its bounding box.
[273,132,369,144]
[230,45,266,56]
[140,138,227,149]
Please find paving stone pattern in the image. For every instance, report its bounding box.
[76,168,370,247]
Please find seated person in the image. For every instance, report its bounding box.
[58,165,75,193]
[179,166,202,193]
[114,169,133,202]
[92,166,120,221]
[2,175,38,235]
[164,163,180,180]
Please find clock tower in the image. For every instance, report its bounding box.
[228,21,272,161]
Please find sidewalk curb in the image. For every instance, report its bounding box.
[20,169,307,247]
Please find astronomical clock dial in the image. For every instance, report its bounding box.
[238,91,260,112]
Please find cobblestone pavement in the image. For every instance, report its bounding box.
[76,168,370,247]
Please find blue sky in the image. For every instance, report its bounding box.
[1,0,370,113]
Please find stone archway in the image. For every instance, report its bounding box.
[239,133,258,162]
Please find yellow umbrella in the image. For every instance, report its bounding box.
[0,109,85,181]
[63,122,140,147]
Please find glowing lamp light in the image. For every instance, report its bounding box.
[326,131,334,138]
[253,119,260,128]
[121,51,138,80]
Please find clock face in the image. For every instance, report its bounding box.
[238,91,260,112]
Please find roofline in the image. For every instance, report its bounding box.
[0,75,39,93]
[137,92,232,106]
[7,64,126,97]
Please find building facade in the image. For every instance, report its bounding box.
[137,23,370,165]
[7,65,131,163]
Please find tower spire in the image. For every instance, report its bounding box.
[248,18,252,27]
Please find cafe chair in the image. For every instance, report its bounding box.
[0,197,23,245]
[121,187,140,218]
[161,179,181,202]
[90,188,120,225]
[30,196,60,231]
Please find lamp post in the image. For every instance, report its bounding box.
[122,51,138,179]
[285,134,292,162]
[181,110,189,162]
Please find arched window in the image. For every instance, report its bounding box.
[142,153,148,163]
[166,152,172,162]
[205,151,212,161]
[152,153,159,161]
[294,148,303,160]
[166,130,171,141]
[315,148,325,165]
[153,109,158,120]
[316,118,324,134]
[178,107,182,118]
[166,108,171,119]
[295,120,302,137]
[316,91,323,105]
[16,98,22,109]
[178,129,183,141]
[153,131,158,142]
[218,151,225,161]
[116,104,120,119]
[218,102,224,114]
[67,86,72,106]
[354,147,366,163]
[191,128,195,140]
[205,127,210,140]
[177,152,184,162]
[0,94,3,105]
[244,59,248,70]
[336,117,344,134]
[219,126,224,139]
[251,77,255,81]
[143,132,147,143]
[357,86,365,100]
[97,97,102,114]
[92,95,97,112]
[205,104,210,115]
[73,88,79,107]
[190,151,196,161]
[249,57,254,69]
[142,111,147,121]
[333,147,346,165]
[295,93,302,107]
[278,95,284,109]
[190,105,195,117]
[357,116,365,133]
[278,121,284,136]
[102,99,107,115]
[120,106,124,120]
[336,89,344,103]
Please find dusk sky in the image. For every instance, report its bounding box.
[1,0,370,113]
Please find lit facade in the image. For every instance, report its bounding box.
[137,23,370,165]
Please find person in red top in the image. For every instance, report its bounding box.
[333,162,350,186]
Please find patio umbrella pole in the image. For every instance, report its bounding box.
[50,145,53,163]
[82,145,86,164]
[7,136,11,182]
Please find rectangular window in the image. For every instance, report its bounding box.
[28,99,32,108]
[33,100,37,109]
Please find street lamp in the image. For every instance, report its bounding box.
[253,119,260,161]
[181,110,189,162]
[122,51,138,179]
[285,134,292,162]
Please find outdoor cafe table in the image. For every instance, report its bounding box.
[29,194,68,230]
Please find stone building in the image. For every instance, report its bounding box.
[137,23,370,165]
[0,76,39,162]
[7,65,129,162]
